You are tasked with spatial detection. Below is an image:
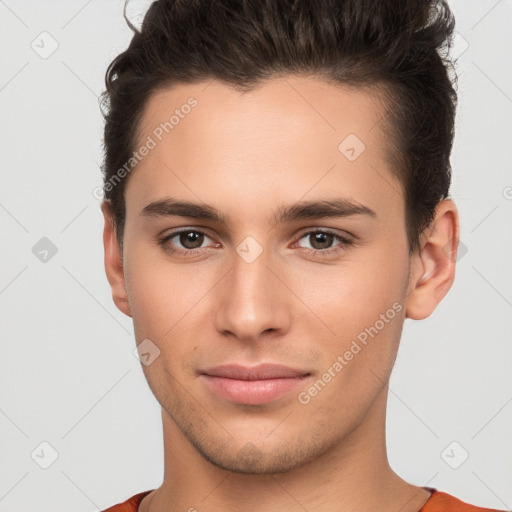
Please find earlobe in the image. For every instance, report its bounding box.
[405,199,460,320]
[101,200,132,318]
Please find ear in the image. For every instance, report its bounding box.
[101,200,132,318]
[405,198,460,320]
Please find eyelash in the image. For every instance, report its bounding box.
[157,228,354,257]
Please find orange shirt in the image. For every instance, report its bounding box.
[102,487,507,512]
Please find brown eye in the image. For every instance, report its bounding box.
[308,232,335,250]
[297,230,350,253]
[158,229,216,255]
[178,231,205,249]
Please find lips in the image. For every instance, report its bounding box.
[200,363,309,380]
[199,364,311,405]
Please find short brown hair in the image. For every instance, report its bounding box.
[100,0,458,253]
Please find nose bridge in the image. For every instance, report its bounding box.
[214,242,290,341]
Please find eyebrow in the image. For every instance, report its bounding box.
[140,197,376,225]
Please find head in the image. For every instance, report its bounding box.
[100,0,459,474]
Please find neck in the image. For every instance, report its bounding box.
[140,387,432,512]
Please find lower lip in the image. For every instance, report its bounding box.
[201,375,309,405]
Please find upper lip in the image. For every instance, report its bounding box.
[200,364,310,380]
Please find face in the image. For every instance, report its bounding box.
[108,76,415,473]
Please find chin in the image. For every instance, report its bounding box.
[188,432,329,475]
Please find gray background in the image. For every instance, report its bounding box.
[0,1,511,511]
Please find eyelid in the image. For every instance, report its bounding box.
[291,228,354,253]
[157,225,357,257]
[159,226,215,241]
[294,226,354,241]
[160,225,354,242]
[160,227,218,250]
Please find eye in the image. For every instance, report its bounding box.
[158,229,217,256]
[295,229,353,255]
[157,228,353,257]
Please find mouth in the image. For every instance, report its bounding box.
[199,363,312,405]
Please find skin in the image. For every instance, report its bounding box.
[102,76,459,512]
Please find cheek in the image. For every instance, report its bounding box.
[293,251,407,340]
[289,246,409,395]
[125,249,214,339]
[294,263,406,420]
[124,256,208,394]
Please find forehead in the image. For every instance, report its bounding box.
[137,76,387,149]
[125,76,402,225]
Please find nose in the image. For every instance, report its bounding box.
[213,246,292,344]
